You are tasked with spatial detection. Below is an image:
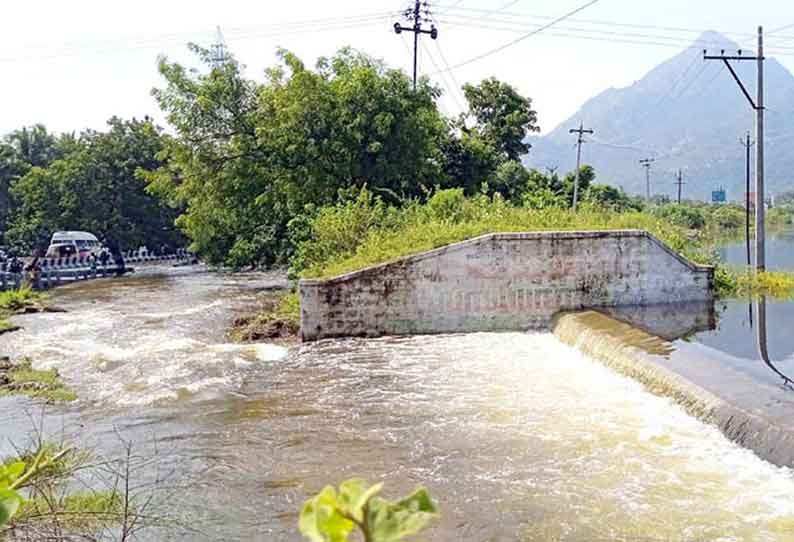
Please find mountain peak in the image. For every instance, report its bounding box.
[696,30,742,51]
[524,31,794,200]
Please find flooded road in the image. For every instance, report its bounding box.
[3,267,794,541]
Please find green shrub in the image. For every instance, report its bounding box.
[424,188,467,223]
[652,205,706,230]
[705,205,745,230]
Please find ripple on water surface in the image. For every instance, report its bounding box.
[2,269,794,541]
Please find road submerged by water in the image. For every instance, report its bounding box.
[2,266,794,541]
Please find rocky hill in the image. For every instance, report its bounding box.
[524,31,794,201]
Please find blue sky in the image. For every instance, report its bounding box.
[2,0,794,136]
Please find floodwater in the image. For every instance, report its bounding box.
[680,233,794,383]
[3,267,794,541]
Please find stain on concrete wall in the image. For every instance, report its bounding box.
[299,230,714,341]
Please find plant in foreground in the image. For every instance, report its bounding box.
[300,478,438,542]
[0,447,70,527]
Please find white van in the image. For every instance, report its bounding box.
[45,231,102,259]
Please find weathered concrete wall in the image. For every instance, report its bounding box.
[299,230,714,341]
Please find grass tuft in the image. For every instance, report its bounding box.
[0,358,77,402]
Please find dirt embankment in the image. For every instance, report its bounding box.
[229,290,299,345]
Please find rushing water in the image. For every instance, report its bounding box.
[3,267,794,541]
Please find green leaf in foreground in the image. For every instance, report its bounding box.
[0,487,23,526]
[299,479,438,542]
[299,486,355,542]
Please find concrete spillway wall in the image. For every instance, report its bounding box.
[553,311,794,468]
[299,230,714,341]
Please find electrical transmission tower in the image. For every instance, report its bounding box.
[639,158,655,202]
[674,169,686,204]
[704,27,765,270]
[569,122,593,212]
[210,26,228,68]
[394,1,438,89]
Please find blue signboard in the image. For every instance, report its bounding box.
[712,189,726,203]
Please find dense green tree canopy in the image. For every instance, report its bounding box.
[6,117,182,254]
[0,125,70,243]
[462,77,539,161]
[147,46,448,267]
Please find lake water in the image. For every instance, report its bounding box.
[679,233,794,386]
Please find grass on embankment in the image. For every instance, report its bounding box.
[0,357,76,402]
[0,287,52,336]
[719,269,794,299]
[229,291,300,343]
[292,188,716,280]
[16,491,126,531]
[289,188,794,301]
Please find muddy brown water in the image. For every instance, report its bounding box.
[2,266,794,541]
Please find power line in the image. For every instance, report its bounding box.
[435,14,794,52]
[432,40,468,114]
[429,16,794,56]
[424,11,468,114]
[433,4,742,35]
[0,12,400,64]
[420,39,462,114]
[443,0,522,30]
[431,0,601,74]
[650,50,703,109]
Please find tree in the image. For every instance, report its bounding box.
[0,125,68,244]
[146,46,447,268]
[439,129,499,195]
[7,117,181,254]
[462,77,539,161]
[490,160,531,204]
[561,165,596,206]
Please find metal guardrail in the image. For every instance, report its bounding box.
[0,251,196,291]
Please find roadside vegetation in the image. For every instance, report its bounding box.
[1,434,177,540]
[0,357,76,402]
[0,288,50,336]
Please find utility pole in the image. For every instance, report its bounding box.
[569,121,593,212]
[639,158,655,202]
[704,27,765,270]
[740,132,755,267]
[674,170,686,204]
[394,1,438,90]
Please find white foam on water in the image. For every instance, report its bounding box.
[351,332,794,540]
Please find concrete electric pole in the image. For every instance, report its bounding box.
[704,27,765,270]
[394,1,438,90]
[569,122,593,212]
[674,170,686,204]
[639,158,655,202]
[740,132,755,267]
